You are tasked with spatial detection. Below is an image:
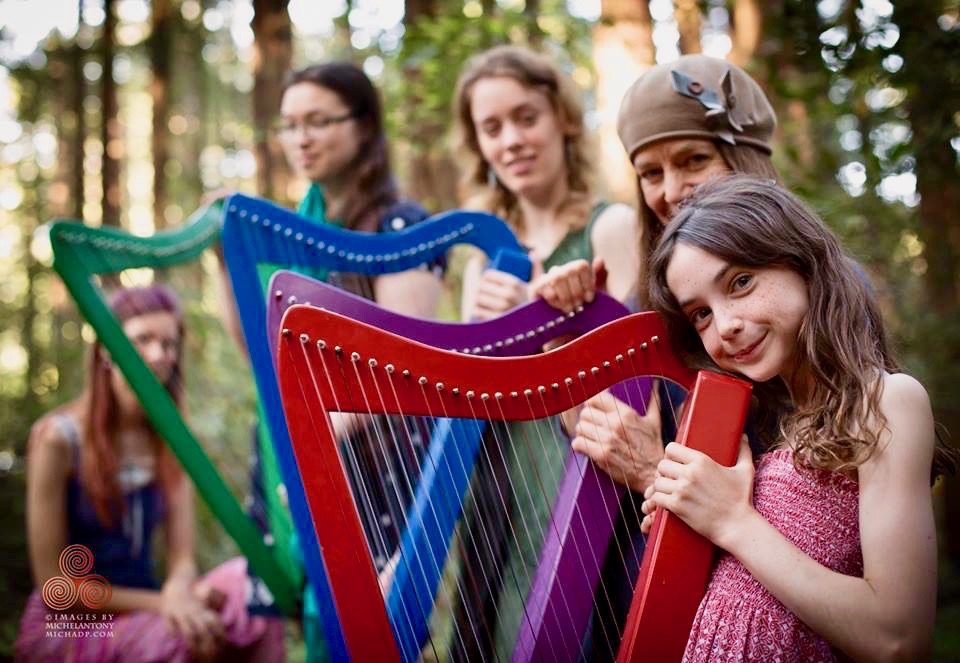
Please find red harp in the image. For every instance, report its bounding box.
[277,306,750,661]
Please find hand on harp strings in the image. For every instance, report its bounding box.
[276,305,751,662]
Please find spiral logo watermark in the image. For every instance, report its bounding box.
[41,545,112,611]
[78,575,111,609]
[59,544,94,578]
[41,576,77,611]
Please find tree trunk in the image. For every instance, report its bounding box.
[402,0,458,211]
[150,0,173,229]
[101,0,120,227]
[71,21,86,222]
[525,0,544,47]
[674,0,702,54]
[729,0,761,66]
[593,0,656,203]
[333,0,354,53]
[48,48,71,219]
[251,0,293,204]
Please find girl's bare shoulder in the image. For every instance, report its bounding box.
[867,372,934,470]
[28,402,83,467]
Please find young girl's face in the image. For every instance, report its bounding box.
[665,242,809,383]
[469,76,568,201]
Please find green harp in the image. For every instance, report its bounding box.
[48,203,299,616]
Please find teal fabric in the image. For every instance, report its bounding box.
[256,183,340,290]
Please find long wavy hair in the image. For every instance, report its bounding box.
[81,285,186,527]
[453,45,595,235]
[284,62,398,232]
[648,176,956,478]
[636,143,779,308]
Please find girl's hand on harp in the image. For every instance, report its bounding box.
[639,436,754,546]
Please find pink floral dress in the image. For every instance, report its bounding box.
[684,448,862,662]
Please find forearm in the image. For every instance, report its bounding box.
[165,556,198,587]
[375,271,441,319]
[724,511,932,661]
[460,257,483,321]
[99,586,163,614]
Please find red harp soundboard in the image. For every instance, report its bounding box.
[276,306,750,662]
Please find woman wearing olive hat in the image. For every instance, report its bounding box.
[532,54,781,505]
[529,55,782,659]
[533,54,779,312]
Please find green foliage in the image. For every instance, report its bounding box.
[381,4,592,154]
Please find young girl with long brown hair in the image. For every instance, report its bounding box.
[643,175,956,660]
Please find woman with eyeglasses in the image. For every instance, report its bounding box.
[220,61,443,338]
[214,62,447,658]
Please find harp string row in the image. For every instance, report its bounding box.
[299,329,681,660]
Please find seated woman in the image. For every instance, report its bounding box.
[16,285,282,662]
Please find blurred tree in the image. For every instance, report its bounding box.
[70,3,86,223]
[333,0,354,51]
[593,0,655,202]
[729,0,761,66]
[150,0,173,229]
[525,0,545,47]
[675,0,702,53]
[401,0,455,212]
[101,0,120,227]
[252,0,293,204]
[0,35,67,657]
[892,0,960,563]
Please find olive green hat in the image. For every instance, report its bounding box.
[617,54,776,161]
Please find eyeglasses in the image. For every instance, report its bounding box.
[274,113,357,141]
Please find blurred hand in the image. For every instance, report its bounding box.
[160,577,224,660]
[572,387,663,494]
[471,268,530,321]
[530,256,608,313]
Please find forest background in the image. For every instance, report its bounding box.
[0,0,958,659]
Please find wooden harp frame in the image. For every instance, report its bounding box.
[267,270,640,659]
[277,306,750,661]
